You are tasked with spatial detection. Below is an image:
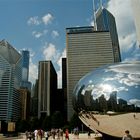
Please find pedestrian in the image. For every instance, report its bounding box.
[38,129,43,140]
[34,129,38,140]
[88,130,91,138]
[25,130,28,140]
[44,131,49,140]
[122,130,133,140]
[65,129,69,140]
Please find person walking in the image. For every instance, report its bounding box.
[65,129,69,140]
[88,130,91,138]
[44,131,49,140]
[122,130,133,140]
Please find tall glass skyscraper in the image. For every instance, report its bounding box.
[22,50,29,81]
[21,50,31,91]
[0,40,22,122]
[96,7,121,62]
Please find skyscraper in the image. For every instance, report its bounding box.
[20,50,31,91]
[0,40,22,122]
[96,7,121,62]
[66,26,114,120]
[21,50,29,81]
[38,61,57,118]
[62,58,67,121]
[131,0,140,46]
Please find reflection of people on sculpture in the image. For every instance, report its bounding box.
[122,130,133,140]
[88,130,91,138]
[133,113,136,119]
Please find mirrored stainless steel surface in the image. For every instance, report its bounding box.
[72,61,140,138]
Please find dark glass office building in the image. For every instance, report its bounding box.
[20,50,31,91]
[38,61,57,118]
[96,7,121,62]
[0,40,22,122]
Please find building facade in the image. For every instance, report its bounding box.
[62,58,67,121]
[21,50,29,81]
[96,7,121,62]
[0,40,22,122]
[19,89,30,120]
[20,50,31,91]
[38,61,57,118]
[30,79,38,117]
[66,26,115,120]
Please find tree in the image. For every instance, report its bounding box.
[69,112,82,130]
[51,111,63,128]
[42,116,51,130]
[30,117,40,130]
[16,120,30,132]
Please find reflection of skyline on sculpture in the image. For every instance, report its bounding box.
[73,61,140,113]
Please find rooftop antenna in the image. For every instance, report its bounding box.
[93,0,97,30]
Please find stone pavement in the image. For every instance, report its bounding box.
[0,133,102,140]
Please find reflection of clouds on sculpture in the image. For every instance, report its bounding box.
[81,84,94,95]
[128,74,140,85]
[116,86,128,92]
[91,84,115,100]
[73,61,140,114]
[104,63,140,88]
[81,89,86,95]
[128,99,140,107]
[107,62,140,74]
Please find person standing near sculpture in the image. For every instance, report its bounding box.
[65,129,69,140]
[122,130,133,140]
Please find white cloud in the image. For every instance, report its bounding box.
[43,43,60,62]
[107,0,137,53]
[51,30,59,38]
[32,31,43,38]
[32,30,48,38]
[56,48,66,88]
[42,13,53,25]
[28,51,38,84]
[42,43,66,88]
[27,16,41,25]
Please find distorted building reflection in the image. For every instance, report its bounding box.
[72,61,140,139]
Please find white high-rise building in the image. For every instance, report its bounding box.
[131,0,140,46]
[66,26,115,121]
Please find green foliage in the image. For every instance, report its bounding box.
[51,111,64,128]
[42,116,51,130]
[30,117,40,130]
[69,112,82,130]
[16,120,30,132]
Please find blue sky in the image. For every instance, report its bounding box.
[0,0,140,88]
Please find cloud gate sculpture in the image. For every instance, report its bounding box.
[73,61,140,139]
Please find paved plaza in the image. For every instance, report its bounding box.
[0,133,102,140]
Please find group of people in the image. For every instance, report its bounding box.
[25,128,133,140]
[25,128,69,140]
[25,129,44,140]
